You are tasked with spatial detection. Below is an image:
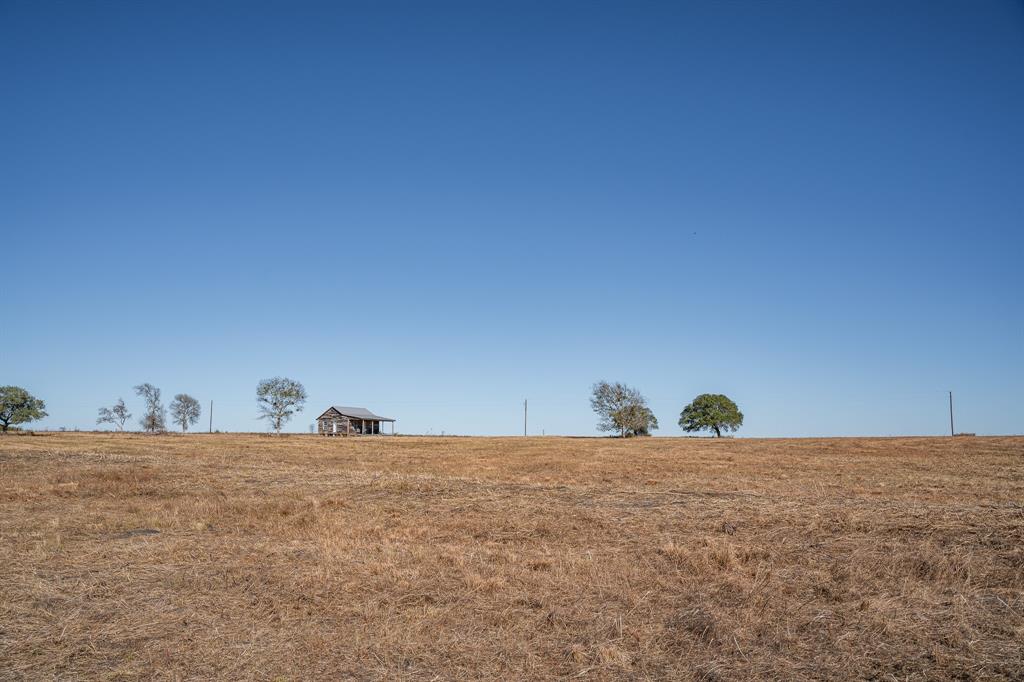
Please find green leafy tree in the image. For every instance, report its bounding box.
[169,394,202,432]
[678,394,743,437]
[256,377,307,434]
[0,386,48,432]
[590,381,658,437]
[614,403,659,437]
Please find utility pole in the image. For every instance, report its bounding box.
[949,391,954,437]
[524,399,528,436]
[209,400,213,434]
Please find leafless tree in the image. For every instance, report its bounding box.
[134,383,166,433]
[97,398,131,430]
[169,394,202,432]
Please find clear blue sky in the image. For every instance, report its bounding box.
[4,1,1022,436]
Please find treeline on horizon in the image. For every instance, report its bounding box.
[1,379,743,438]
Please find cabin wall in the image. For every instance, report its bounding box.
[318,414,352,436]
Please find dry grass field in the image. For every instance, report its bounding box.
[1,433,1022,680]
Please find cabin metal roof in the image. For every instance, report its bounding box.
[318,406,395,422]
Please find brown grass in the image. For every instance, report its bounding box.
[1,433,1022,680]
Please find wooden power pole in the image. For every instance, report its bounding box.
[948,391,954,437]
[209,400,213,434]
[524,399,528,436]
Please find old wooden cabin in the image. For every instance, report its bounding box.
[317,406,395,436]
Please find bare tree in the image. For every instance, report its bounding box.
[169,394,202,432]
[97,398,131,430]
[256,377,307,434]
[590,381,658,437]
[134,383,166,433]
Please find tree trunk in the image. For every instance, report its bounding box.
[714,425,721,437]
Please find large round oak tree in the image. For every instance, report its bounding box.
[0,386,48,432]
[678,394,743,437]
